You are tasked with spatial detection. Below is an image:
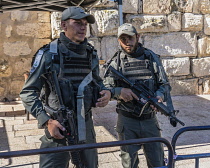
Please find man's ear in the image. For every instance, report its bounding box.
[61,21,67,31]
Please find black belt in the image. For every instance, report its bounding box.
[117,109,155,120]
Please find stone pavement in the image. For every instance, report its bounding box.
[0,95,210,168]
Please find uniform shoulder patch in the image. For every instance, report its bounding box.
[30,49,44,74]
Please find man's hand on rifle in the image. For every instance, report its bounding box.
[150,96,163,112]
[96,90,111,107]
[119,88,139,102]
[46,119,66,139]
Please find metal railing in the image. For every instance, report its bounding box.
[171,125,210,168]
[0,137,173,168]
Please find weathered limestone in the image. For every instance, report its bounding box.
[198,36,210,56]
[203,79,210,94]
[162,57,190,76]
[14,58,31,76]
[0,59,12,78]
[123,0,140,14]
[142,32,197,56]
[11,11,29,21]
[168,12,181,31]
[5,25,12,38]
[10,80,25,97]
[174,0,193,13]
[16,23,51,38]
[51,12,62,39]
[192,57,210,77]
[204,14,210,35]
[126,14,168,32]
[33,39,51,51]
[88,38,101,58]
[100,36,118,61]
[143,0,172,14]
[170,78,198,95]
[199,0,210,14]
[182,13,203,31]
[3,41,32,57]
[37,12,50,23]
[91,9,119,36]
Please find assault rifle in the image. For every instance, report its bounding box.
[43,70,86,168]
[105,65,185,126]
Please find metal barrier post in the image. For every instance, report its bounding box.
[171,125,210,168]
[0,137,174,168]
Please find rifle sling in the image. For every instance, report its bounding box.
[77,72,93,142]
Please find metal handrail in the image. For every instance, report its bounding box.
[0,137,174,168]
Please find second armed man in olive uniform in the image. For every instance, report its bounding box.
[104,23,171,168]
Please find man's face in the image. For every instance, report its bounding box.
[61,18,88,44]
[118,34,139,54]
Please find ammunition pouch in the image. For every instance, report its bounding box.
[58,77,75,110]
[83,82,101,112]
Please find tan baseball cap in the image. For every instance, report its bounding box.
[118,23,137,38]
[61,6,95,24]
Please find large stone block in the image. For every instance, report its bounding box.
[3,41,32,57]
[51,12,62,39]
[101,36,118,61]
[17,23,51,38]
[11,11,29,21]
[16,23,38,37]
[174,0,193,13]
[10,80,25,97]
[123,0,140,14]
[200,0,210,14]
[33,39,51,51]
[37,23,51,38]
[204,14,210,35]
[126,14,168,33]
[142,32,197,56]
[37,12,50,23]
[14,58,32,76]
[94,0,116,8]
[168,12,181,32]
[182,13,203,31]
[0,22,1,32]
[162,57,190,76]
[198,36,210,56]
[0,59,12,77]
[143,0,172,14]
[88,38,101,58]
[170,78,198,95]
[192,57,210,77]
[203,78,210,94]
[5,25,12,38]
[91,9,119,37]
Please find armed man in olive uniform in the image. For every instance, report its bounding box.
[20,6,111,168]
[103,23,171,168]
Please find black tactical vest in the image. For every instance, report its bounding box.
[120,52,157,93]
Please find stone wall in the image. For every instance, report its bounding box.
[0,11,51,100]
[1,0,210,100]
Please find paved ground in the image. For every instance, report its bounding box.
[0,95,210,168]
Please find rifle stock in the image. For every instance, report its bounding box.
[105,65,185,126]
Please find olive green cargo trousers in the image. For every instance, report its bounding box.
[116,112,165,168]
